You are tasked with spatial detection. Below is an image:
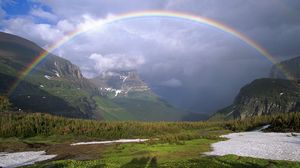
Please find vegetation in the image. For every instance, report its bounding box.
[29,155,300,168]
[0,112,299,167]
[0,95,11,112]
[224,112,300,132]
[26,137,300,168]
[0,32,183,121]
[0,112,225,140]
[1,112,300,140]
[267,112,300,132]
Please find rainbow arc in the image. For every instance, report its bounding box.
[8,10,294,94]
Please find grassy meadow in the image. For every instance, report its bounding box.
[0,112,299,167]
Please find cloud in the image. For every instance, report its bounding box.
[38,0,169,19]
[160,78,182,87]
[88,53,145,73]
[0,1,7,19]
[56,19,75,32]
[1,17,64,46]
[30,8,58,21]
[2,0,300,113]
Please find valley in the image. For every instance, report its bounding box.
[0,1,300,167]
[0,112,300,167]
[0,32,182,121]
[0,32,300,168]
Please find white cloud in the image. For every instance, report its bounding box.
[2,17,64,46]
[160,78,182,87]
[57,20,75,32]
[89,53,145,73]
[30,8,58,21]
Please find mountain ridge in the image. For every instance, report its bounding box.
[211,56,300,120]
[270,56,300,80]
[0,32,182,121]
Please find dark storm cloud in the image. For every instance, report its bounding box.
[2,0,300,113]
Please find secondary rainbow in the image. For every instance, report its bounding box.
[8,10,294,94]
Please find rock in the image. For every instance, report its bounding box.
[210,78,300,120]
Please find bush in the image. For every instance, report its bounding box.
[0,96,11,112]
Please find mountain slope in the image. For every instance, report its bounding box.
[0,32,182,121]
[270,56,300,80]
[91,70,183,121]
[211,55,300,120]
[0,32,103,119]
[210,78,300,120]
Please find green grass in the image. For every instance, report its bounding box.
[160,155,300,168]
[27,138,300,168]
[0,113,300,167]
[93,96,134,120]
[100,139,216,165]
[112,97,182,121]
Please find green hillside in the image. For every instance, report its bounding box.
[0,32,182,121]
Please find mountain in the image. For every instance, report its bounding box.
[91,70,149,97]
[270,56,300,80]
[90,70,183,121]
[211,56,300,120]
[0,32,102,119]
[210,78,300,120]
[211,55,300,120]
[0,32,181,121]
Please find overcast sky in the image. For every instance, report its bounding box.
[1,0,300,113]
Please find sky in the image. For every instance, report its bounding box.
[1,0,300,113]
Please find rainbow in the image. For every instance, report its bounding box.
[8,10,294,94]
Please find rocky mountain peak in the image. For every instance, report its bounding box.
[91,70,149,97]
[40,56,84,80]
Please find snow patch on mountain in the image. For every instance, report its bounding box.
[55,72,60,77]
[101,87,123,97]
[44,75,51,80]
[120,75,128,82]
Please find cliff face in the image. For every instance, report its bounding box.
[91,70,150,97]
[211,55,300,120]
[38,56,95,90]
[42,56,84,80]
[234,96,298,118]
[210,78,300,120]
